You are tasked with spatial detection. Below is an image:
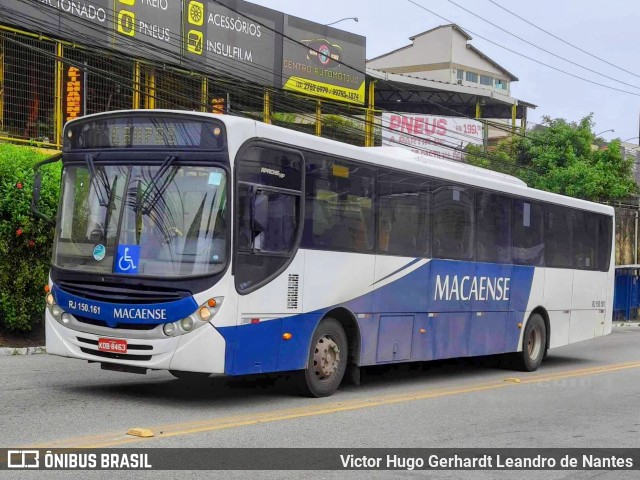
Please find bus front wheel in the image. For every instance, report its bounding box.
[510,313,547,372]
[299,318,348,397]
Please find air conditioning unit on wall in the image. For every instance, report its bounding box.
[457,79,463,85]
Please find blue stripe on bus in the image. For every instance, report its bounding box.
[52,285,198,328]
[372,258,422,285]
[217,259,535,376]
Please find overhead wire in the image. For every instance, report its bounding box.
[487,0,640,81]
[443,0,640,91]
[406,0,640,98]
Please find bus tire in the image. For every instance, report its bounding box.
[299,318,348,397]
[511,313,547,372]
[169,370,210,382]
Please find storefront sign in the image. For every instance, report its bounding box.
[381,113,484,161]
[282,15,366,105]
[64,65,84,123]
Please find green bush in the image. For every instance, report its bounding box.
[0,144,61,331]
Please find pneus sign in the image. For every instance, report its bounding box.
[183,0,282,86]
[114,0,182,62]
[282,15,366,105]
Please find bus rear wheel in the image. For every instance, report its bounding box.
[299,318,348,397]
[510,313,547,372]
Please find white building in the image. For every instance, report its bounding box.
[366,24,535,145]
[367,24,518,96]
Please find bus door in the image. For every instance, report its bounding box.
[231,143,304,374]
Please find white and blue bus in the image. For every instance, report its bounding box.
[32,110,615,397]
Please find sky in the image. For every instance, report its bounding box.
[251,0,640,144]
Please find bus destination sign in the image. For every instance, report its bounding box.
[64,116,225,150]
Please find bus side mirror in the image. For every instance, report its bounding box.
[251,192,269,233]
[31,153,61,227]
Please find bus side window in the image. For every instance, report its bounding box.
[376,168,431,257]
[512,200,544,266]
[573,210,598,270]
[596,215,613,271]
[476,191,512,263]
[545,204,573,268]
[302,155,374,253]
[432,185,474,261]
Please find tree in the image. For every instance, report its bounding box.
[466,115,638,202]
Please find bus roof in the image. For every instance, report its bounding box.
[67,110,615,216]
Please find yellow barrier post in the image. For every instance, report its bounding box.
[145,69,156,109]
[263,89,271,124]
[133,61,141,109]
[521,106,528,135]
[475,98,482,119]
[55,42,64,148]
[365,81,375,147]
[201,77,208,113]
[315,100,321,136]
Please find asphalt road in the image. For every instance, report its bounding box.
[2,326,640,480]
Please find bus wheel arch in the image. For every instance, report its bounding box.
[323,307,361,366]
[530,306,550,356]
[510,310,547,372]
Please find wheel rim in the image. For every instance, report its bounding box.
[528,325,542,359]
[313,335,341,380]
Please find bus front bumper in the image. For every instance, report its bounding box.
[45,310,227,374]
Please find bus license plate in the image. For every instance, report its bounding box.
[98,338,127,354]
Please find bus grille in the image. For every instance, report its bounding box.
[57,281,189,304]
[74,315,158,331]
[79,347,152,362]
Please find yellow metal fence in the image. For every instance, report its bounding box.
[0,26,375,149]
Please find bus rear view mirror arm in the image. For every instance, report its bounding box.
[31,152,62,227]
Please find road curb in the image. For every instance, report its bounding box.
[0,346,46,356]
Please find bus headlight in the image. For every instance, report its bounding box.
[46,293,55,306]
[51,304,63,319]
[160,297,223,338]
[180,317,194,332]
[163,323,176,336]
[61,313,71,325]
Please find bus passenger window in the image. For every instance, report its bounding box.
[573,211,598,270]
[432,185,474,261]
[302,155,374,253]
[475,191,511,263]
[545,205,573,268]
[376,169,431,257]
[513,200,544,266]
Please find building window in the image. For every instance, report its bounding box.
[457,69,464,81]
[480,75,493,86]
[465,71,478,83]
[495,79,508,90]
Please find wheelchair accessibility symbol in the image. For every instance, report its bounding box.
[115,245,140,274]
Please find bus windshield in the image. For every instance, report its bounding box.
[53,163,228,278]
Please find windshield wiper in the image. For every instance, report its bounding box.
[140,154,179,215]
[85,154,110,207]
